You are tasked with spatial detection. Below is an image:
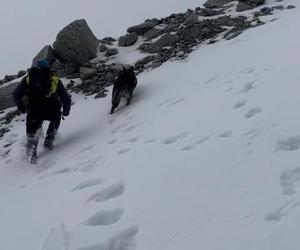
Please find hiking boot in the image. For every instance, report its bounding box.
[44,137,53,150]
[44,130,56,150]
[26,135,38,164]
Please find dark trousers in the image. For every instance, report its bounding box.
[26,112,61,136]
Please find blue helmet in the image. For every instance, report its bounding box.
[37,59,50,69]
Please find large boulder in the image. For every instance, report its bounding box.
[203,0,236,8]
[118,33,138,47]
[0,82,19,110]
[127,21,158,35]
[139,33,179,54]
[184,13,200,26]
[236,2,252,11]
[53,19,99,66]
[105,48,119,57]
[31,45,56,67]
[237,0,266,12]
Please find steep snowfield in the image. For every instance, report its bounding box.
[1,1,300,250]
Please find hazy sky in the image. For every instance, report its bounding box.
[0,0,204,78]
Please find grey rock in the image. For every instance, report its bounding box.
[237,0,266,11]
[236,2,253,12]
[64,63,78,75]
[105,48,119,57]
[32,45,56,67]
[51,60,66,77]
[143,29,162,41]
[203,0,235,8]
[102,37,116,42]
[271,5,284,10]
[286,5,296,9]
[139,33,179,53]
[79,67,97,80]
[79,66,96,75]
[184,13,199,26]
[17,70,27,78]
[0,82,19,110]
[127,21,157,35]
[118,33,138,47]
[53,19,99,66]
[99,44,108,52]
[260,7,273,15]
[3,74,18,83]
[50,60,64,72]
[0,127,10,138]
[94,90,107,99]
[225,30,242,40]
[151,61,163,68]
[111,64,131,74]
[198,8,224,16]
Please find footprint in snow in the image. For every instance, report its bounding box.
[219,131,232,138]
[158,97,176,107]
[234,80,257,95]
[111,123,129,134]
[84,208,124,226]
[169,98,185,106]
[117,148,131,155]
[125,115,134,121]
[9,133,18,139]
[225,79,234,84]
[246,68,256,74]
[71,178,104,192]
[3,142,13,148]
[181,135,211,151]
[107,118,116,125]
[181,144,195,151]
[126,135,141,143]
[86,182,125,204]
[244,107,262,119]
[242,80,256,93]
[233,100,247,109]
[265,199,300,221]
[51,167,72,176]
[280,167,300,195]
[242,129,263,139]
[5,158,12,164]
[277,135,300,152]
[144,138,156,144]
[74,155,103,173]
[240,67,255,74]
[202,76,219,84]
[162,132,189,145]
[123,124,137,132]
[74,145,94,156]
[263,68,272,72]
[107,139,118,145]
[78,225,139,250]
[197,135,211,144]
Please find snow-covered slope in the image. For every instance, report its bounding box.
[1,1,300,250]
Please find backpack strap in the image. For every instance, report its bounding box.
[50,75,59,95]
[25,75,30,85]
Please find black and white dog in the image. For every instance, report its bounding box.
[111,66,137,114]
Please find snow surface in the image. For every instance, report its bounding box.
[1,0,300,250]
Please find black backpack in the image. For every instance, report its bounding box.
[26,67,52,101]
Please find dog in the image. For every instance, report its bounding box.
[110,66,137,114]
